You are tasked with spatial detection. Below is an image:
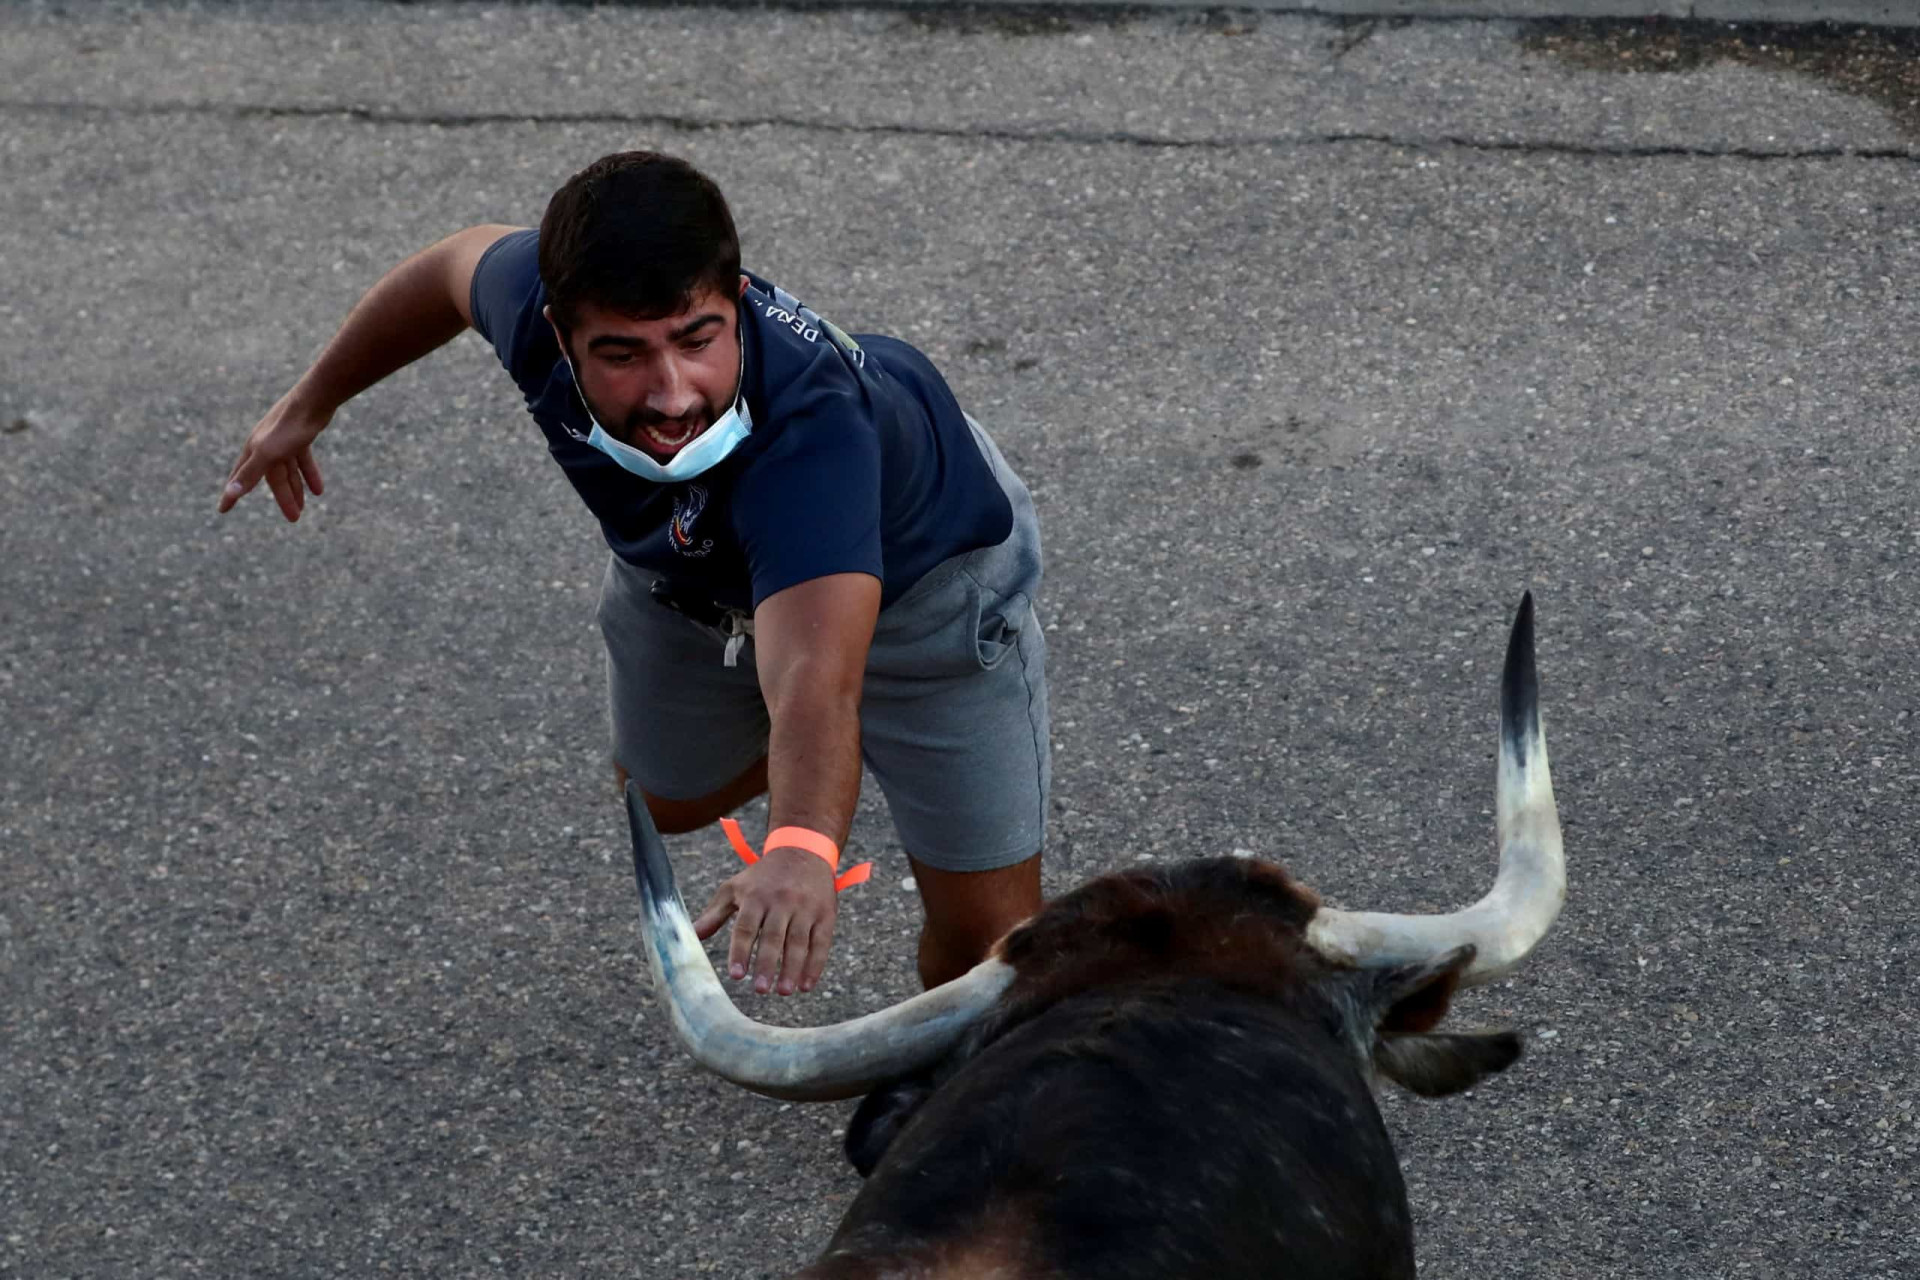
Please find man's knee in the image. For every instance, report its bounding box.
[917,908,1029,989]
[912,852,1044,989]
[613,757,769,835]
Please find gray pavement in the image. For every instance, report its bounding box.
[778,0,1920,29]
[3,3,1918,1278]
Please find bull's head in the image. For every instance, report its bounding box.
[626,593,1564,1105]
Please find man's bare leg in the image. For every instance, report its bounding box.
[615,757,769,834]
[909,852,1043,990]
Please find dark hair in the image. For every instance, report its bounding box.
[538,151,741,332]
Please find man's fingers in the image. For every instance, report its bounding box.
[223,424,325,519]
[296,446,325,497]
[778,911,825,997]
[286,462,306,520]
[798,913,835,995]
[696,865,835,993]
[218,455,259,513]
[691,885,738,941]
[749,908,791,995]
[728,900,769,984]
[225,445,254,489]
[266,462,300,523]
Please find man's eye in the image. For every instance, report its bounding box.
[685,337,715,353]
[602,352,633,365]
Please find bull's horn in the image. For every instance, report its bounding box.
[627,783,1015,1102]
[1306,591,1565,986]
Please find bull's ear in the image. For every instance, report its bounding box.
[1374,1030,1523,1097]
[844,1075,937,1178]
[1353,945,1523,1097]
[1367,943,1476,1034]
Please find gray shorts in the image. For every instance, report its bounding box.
[596,417,1049,873]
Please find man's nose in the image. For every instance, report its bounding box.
[645,357,699,419]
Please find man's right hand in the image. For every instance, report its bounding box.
[218,391,330,522]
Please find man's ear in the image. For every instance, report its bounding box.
[738,273,750,297]
[541,304,571,360]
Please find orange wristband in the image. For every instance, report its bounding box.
[764,826,841,869]
[718,818,872,893]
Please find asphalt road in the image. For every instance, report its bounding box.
[3,4,1917,1277]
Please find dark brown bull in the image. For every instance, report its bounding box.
[628,594,1565,1279]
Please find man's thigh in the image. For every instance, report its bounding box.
[597,555,770,802]
[860,420,1050,872]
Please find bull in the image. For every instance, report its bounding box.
[627,593,1565,1279]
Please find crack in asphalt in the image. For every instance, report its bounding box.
[4,97,1915,162]
[1329,17,1378,59]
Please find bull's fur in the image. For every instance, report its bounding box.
[798,858,1521,1280]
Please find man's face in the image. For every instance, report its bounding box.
[548,277,746,462]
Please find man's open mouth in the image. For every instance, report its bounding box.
[638,419,704,456]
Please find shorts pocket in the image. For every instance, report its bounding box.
[971,584,1030,671]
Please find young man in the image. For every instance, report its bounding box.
[218,151,1049,998]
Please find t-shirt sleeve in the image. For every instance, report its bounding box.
[730,373,885,609]
[466,228,553,403]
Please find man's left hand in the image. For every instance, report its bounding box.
[692,847,838,996]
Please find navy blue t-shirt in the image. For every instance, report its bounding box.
[468,229,1012,611]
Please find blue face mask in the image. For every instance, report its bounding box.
[568,341,752,484]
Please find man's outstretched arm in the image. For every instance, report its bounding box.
[218,223,523,522]
[692,572,882,996]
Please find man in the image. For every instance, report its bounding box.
[218,151,1048,998]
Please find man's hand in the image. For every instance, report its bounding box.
[213,224,521,523]
[693,847,838,996]
[219,390,331,522]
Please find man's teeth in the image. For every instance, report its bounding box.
[644,422,698,448]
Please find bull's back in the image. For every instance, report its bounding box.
[810,979,1416,1280]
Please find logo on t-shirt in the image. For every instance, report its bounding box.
[755,285,866,369]
[668,484,715,558]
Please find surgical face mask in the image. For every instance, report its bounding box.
[567,341,752,483]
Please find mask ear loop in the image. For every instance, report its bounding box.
[560,356,602,443]
[730,309,748,408]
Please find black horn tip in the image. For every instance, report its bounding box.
[625,779,681,916]
[1500,591,1539,748]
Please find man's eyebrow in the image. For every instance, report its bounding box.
[585,313,726,351]
[670,313,726,342]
